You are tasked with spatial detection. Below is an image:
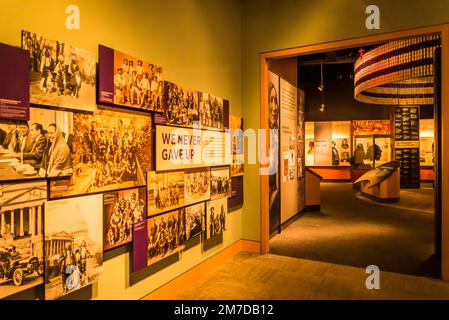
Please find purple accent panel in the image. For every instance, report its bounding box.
[0,43,30,120]
[132,220,148,272]
[228,176,243,210]
[223,99,230,129]
[154,112,168,125]
[98,45,114,104]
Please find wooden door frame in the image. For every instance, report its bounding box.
[260,24,449,280]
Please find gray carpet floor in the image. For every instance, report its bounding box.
[270,182,436,277]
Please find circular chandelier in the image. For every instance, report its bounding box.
[354,34,441,105]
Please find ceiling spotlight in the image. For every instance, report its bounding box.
[320,104,325,112]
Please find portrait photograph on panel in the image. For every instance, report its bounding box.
[114,49,163,112]
[21,30,96,112]
[49,109,152,198]
[147,170,185,216]
[199,93,224,131]
[210,166,231,199]
[103,187,146,251]
[0,107,74,181]
[229,115,244,177]
[206,197,227,239]
[184,168,210,205]
[147,209,185,266]
[44,195,103,300]
[0,181,46,299]
[164,81,199,127]
[98,45,164,113]
[185,202,205,240]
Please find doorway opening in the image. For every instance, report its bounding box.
[261,27,446,279]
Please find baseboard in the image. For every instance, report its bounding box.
[141,239,260,300]
[280,209,306,231]
[361,192,400,203]
[305,205,320,211]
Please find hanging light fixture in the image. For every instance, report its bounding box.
[319,57,325,112]
[353,34,441,105]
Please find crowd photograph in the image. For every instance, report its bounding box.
[199,93,224,130]
[210,166,231,199]
[147,171,185,216]
[21,30,96,112]
[70,110,152,194]
[164,82,199,127]
[185,203,205,240]
[147,209,186,265]
[206,198,227,239]
[0,107,74,180]
[184,168,211,204]
[44,195,103,300]
[104,188,146,251]
[113,51,164,112]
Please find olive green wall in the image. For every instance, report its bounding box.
[0,0,242,300]
[241,0,449,241]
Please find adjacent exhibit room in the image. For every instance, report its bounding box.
[267,34,441,277]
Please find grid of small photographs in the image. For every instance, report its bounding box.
[0,30,239,300]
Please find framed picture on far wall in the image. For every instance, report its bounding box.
[21,30,96,113]
[185,202,205,240]
[103,187,147,251]
[0,180,46,299]
[147,209,186,266]
[210,166,231,199]
[98,45,164,112]
[44,194,103,300]
[206,197,227,240]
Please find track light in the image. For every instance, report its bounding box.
[319,57,325,112]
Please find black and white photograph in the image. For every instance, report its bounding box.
[147,170,185,216]
[165,81,199,127]
[0,107,74,181]
[0,181,46,299]
[21,30,96,112]
[147,209,186,266]
[184,168,210,205]
[44,195,103,300]
[50,109,152,198]
[103,188,146,251]
[113,49,164,112]
[206,197,227,239]
[199,92,224,131]
[210,166,231,199]
[185,202,205,240]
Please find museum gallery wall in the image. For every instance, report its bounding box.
[0,30,243,300]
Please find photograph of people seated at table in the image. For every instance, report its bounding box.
[0,107,73,181]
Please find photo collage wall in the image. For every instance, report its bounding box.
[305,120,392,168]
[0,31,243,300]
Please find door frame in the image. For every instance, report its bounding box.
[259,24,449,279]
